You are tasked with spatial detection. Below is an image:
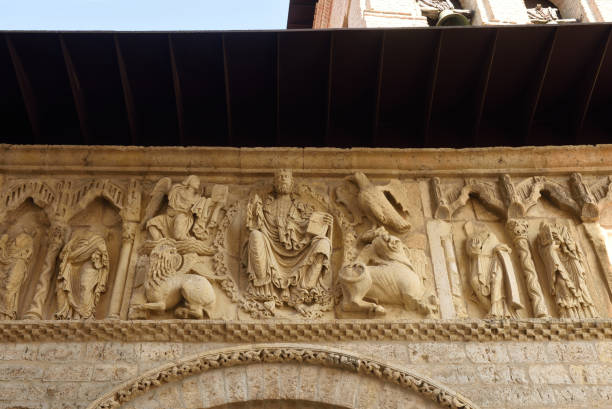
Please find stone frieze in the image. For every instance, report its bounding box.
[0,145,610,327]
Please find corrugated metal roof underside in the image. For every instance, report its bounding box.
[1,25,611,148]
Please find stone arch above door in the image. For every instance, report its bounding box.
[87,344,480,409]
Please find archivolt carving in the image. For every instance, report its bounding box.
[431,178,505,220]
[0,179,56,222]
[64,179,126,221]
[86,344,479,409]
[516,176,580,218]
[431,174,589,221]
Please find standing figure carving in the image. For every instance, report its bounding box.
[55,233,109,320]
[0,233,34,320]
[245,169,333,315]
[465,223,523,318]
[537,222,599,318]
[339,227,437,317]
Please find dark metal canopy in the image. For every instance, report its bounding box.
[1,24,611,148]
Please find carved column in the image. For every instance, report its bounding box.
[583,222,612,298]
[107,180,141,319]
[23,223,67,320]
[426,220,468,319]
[440,233,468,318]
[506,219,550,318]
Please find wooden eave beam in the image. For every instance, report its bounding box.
[325,32,335,146]
[275,33,281,146]
[168,34,185,146]
[524,27,558,142]
[222,34,233,145]
[372,31,386,146]
[5,34,41,141]
[114,35,138,145]
[574,26,612,139]
[423,30,443,147]
[473,29,498,146]
[60,35,91,144]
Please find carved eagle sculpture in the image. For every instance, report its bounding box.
[338,172,412,233]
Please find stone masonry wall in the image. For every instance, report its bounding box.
[1,340,611,409]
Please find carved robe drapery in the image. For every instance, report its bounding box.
[466,231,522,318]
[246,193,332,306]
[0,233,34,319]
[537,222,599,319]
[55,234,109,320]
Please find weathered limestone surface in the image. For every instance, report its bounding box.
[0,144,611,408]
[0,340,611,408]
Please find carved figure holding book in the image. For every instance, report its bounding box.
[245,169,333,315]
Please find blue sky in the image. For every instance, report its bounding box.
[1,0,290,30]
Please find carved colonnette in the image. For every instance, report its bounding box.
[0,145,609,325]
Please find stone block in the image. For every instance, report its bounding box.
[85,342,137,362]
[138,343,182,361]
[406,343,467,363]
[37,344,83,362]
[547,342,598,363]
[43,364,93,381]
[0,363,44,380]
[529,364,572,384]
[92,362,138,381]
[466,343,509,363]
[0,344,38,361]
[223,366,247,403]
[181,378,203,409]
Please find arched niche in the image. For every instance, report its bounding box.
[87,344,479,409]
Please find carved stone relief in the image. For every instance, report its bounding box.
[0,165,609,322]
[536,221,599,319]
[0,232,34,319]
[338,227,438,317]
[464,222,523,318]
[55,232,109,320]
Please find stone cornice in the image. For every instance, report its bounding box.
[0,319,610,343]
[2,144,612,177]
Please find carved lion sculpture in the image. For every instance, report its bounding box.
[131,241,216,319]
[338,228,437,317]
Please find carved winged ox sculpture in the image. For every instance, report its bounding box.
[338,172,412,233]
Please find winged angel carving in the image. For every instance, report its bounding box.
[129,175,230,319]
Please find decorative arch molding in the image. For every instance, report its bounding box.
[64,179,126,220]
[86,344,480,409]
[0,179,56,220]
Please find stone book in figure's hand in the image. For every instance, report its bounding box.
[307,211,330,237]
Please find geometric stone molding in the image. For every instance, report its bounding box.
[86,344,480,409]
[0,319,610,343]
